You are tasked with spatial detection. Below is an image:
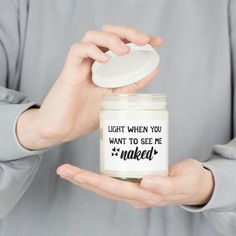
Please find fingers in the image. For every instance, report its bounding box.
[70,178,150,208]
[57,164,158,204]
[102,24,149,45]
[81,26,162,58]
[149,36,163,47]
[102,24,162,47]
[57,164,150,208]
[66,43,109,66]
[65,25,162,74]
[82,30,130,56]
[76,182,147,208]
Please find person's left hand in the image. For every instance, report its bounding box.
[57,159,214,208]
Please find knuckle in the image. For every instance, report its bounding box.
[83,29,94,39]
[69,43,79,51]
[69,42,97,54]
[106,34,120,45]
[71,43,98,55]
[87,43,97,51]
[129,27,139,35]
[69,43,82,55]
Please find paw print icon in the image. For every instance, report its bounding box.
[111,147,120,157]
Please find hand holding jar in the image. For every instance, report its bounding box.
[57,159,214,208]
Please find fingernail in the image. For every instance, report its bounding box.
[57,166,75,178]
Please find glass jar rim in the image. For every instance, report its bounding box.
[102,93,166,99]
[101,93,167,110]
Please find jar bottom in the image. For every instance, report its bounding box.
[113,177,142,183]
[100,170,168,180]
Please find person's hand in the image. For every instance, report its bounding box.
[16,24,162,150]
[56,159,214,208]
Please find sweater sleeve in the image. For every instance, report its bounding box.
[181,1,236,235]
[0,92,45,220]
[0,0,46,219]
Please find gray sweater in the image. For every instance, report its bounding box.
[0,0,236,235]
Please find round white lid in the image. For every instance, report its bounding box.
[92,43,160,88]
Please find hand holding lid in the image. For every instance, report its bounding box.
[16,25,162,150]
[92,43,160,88]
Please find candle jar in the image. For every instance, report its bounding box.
[100,94,168,182]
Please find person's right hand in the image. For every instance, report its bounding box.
[16,24,162,150]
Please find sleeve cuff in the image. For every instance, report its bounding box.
[0,103,46,161]
[181,155,236,212]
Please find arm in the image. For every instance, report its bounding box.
[0,87,42,219]
[0,0,44,219]
[182,1,236,234]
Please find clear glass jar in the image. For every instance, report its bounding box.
[100,94,168,182]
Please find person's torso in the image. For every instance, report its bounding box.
[1,0,231,235]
